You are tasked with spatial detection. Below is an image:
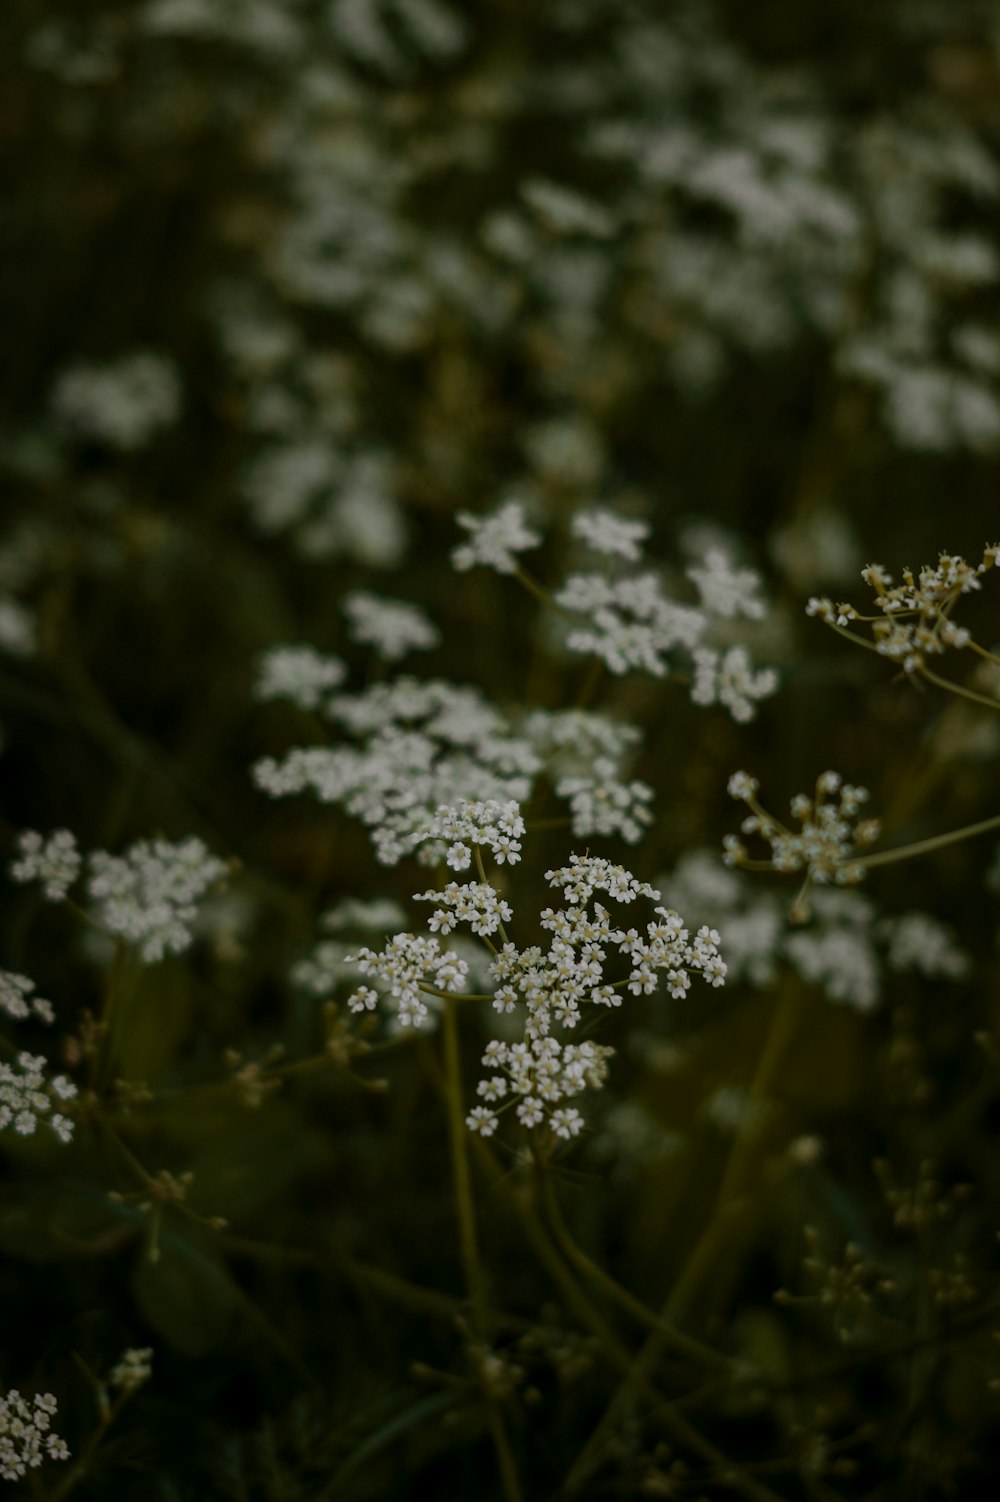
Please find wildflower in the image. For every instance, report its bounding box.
[108,1348,154,1393]
[452,499,542,575]
[0,1052,77,1142]
[571,508,650,562]
[51,351,180,451]
[687,547,767,620]
[255,645,346,709]
[342,590,440,662]
[0,1390,69,1481]
[10,829,81,902]
[0,970,54,1025]
[725,771,880,886]
[87,837,227,963]
[348,932,469,1028]
[691,646,779,722]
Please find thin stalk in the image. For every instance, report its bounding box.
[843,810,1000,872]
[537,1165,731,1375]
[440,999,523,1502]
[917,664,1000,711]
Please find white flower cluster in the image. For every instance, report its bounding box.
[725,770,880,886]
[0,970,54,1025]
[687,547,767,620]
[416,880,513,938]
[452,499,542,575]
[691,646,779,724]
[347,933,469,1027]
[452,505,778,721]
[342,829,725,1139]
[10,832,226,965]
[342,590,440,663]
[254,644,347,709]
[108,1346,154,1393]
[0,1391,69,1482]
[10,829,81,902]
[470,1038,611,1140]
[0,1052,77,1142]
[421,798,525,870]
[51,350,181,451]
[571,508,650,562]
[807,547,998,675]
[556,571,704,677]
[663,850,970,1013]
[87,838,227,963]
[254,678,539,866]
[522,709,654,846]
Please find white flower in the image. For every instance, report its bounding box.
[687,547,767,620]
[51,351,180,451]
[691,646,779,722]
[571,509,650,562]
[10,830,81,902]
[87,837,227,963]
[349,932,469,1028]
[0,1390,70,1481]
[0,971,54,1025]
[466,1105,499,1136]
[452,500,541,575]
[0,1052,77,1142]
[342,591,440,663]
[255,645,346,709]
[558,571,706,677]
[108,1348,154,1393]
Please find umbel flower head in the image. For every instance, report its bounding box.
[346,817,726,1142]
[0,1391,69,1482]
[724,770,881,917]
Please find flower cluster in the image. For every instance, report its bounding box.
[470,1038,612,1140]
[347,933,469,1027]
[806,546,999,676]
[0,970,54,1025]
[87,838,228,963]
[10,832,227,965]
[691,646,779,723]
[51,350,181,451]
[108,1347,154,1393]
[0,1051,77,1142]
[687,547,768,620]
[452,499,541,575]
[556,571,704,678]
[421,798,525,871]
[10,829,81,902]
[724,770,881,889]
[415,881,513,938]
[571,508,650,562]
[342,590,440,663]
[254,644,347,709]
[0,1391,69,1482]
[255,671,662,862]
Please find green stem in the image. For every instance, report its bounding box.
[537,1164,731,1374]
[844,810,1000,872]
[917,663,1000,711]
[440,1000,523,1502]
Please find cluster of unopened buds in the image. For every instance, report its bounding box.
[806,546,1000,678]
[724,770,881,901]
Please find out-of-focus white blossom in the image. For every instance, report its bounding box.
[51,352,181,451]
[0,970,54,1025]
[87,838,227,963]
[571,508,650,562]
[0,1052,77,1143]
[452,500,542,576]
[687,547,767,620]
[690,646,778,722]
[342,591,440,662]
[10,830,82,902]
[108,1347,154,1393]
[255,645,347,709]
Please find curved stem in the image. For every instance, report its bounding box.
[917,663,1000,711]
